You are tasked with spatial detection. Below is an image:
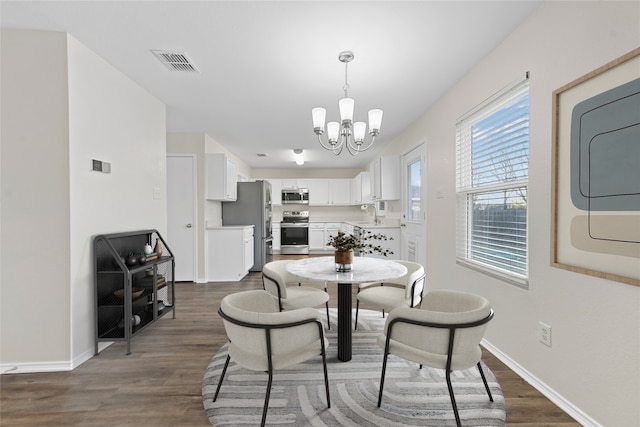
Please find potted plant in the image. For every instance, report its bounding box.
[327,230,394,271]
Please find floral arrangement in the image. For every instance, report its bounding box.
[326,230,394,257]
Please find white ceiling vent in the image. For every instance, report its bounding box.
[151,50,199,72]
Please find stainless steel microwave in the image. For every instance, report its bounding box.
[281,188,309,204]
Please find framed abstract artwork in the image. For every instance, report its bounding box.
[551,48,640,286]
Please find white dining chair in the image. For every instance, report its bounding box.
[377,290,494,427]
[354,260,425,330]
[262,260,331,328]
[213,289,330,427]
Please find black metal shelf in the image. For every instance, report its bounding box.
[94,230,176,355]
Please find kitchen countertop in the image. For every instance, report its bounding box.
[206,225,254,230]
[305,219,400,228]
[345,221,400,228]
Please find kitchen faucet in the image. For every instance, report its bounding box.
[362,204,382,225]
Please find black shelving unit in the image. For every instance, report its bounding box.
[94,229,175,355]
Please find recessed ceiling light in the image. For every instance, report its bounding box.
[257,153,268,157]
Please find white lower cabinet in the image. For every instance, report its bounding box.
[310,222,343,252]
[324,223,341,250]
[206,226,254,281]
[309,223,326,251]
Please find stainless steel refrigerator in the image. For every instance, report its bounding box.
[222,180,273,272]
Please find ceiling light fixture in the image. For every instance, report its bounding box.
[312,51,383,156]
[293,149,304,165]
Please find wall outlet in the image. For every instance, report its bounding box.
[538,322,552,347]
[153,187,161,200]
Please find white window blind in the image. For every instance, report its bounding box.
[456,77,529,282]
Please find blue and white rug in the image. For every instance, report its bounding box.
[202,309,505,426]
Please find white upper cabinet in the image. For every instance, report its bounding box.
[351,171,372,205]
[268,179,283,206]
[297,179,351,206]
[300,179,330,205]
[206,153,237,201]
[329,179,352,205]
[370,155,400,200]
[281,179,299,189]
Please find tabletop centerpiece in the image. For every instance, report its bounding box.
[327,230,394,272]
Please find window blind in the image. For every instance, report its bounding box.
[455,77,530,281]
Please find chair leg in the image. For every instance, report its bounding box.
[354,300,360,330]
[261,368,274,427]
[477,362,494,402]
[377,350,390,407]
[212,354,231,402]
[382,309,385,318]
[321,344,331,408]
[325,301,331,330]
[445,370,462,427]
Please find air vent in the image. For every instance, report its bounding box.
[151,50,199,72]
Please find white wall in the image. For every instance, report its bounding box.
[1,29,72,368]
[67,35,166,365]
[383,2,639,426]
[1,29,166,372]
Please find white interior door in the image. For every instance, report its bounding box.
[167,154,197,282]
[401,142,426,267]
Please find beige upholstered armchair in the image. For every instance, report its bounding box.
[355,260,425,329]
[262,260,331,328]
[377,290,494,427]
[213,289,330,427]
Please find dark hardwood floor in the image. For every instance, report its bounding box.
[1,263,579,426]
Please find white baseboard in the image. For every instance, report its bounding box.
[1,342,113,375]
[1,360,72,374]
[482,339,600,427]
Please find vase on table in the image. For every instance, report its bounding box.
[154,238,163,257]
[334,249,353,272]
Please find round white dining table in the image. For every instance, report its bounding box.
[286,256,407,362]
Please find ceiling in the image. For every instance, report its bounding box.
[1,1,542,170]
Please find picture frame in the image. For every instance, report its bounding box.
[551,48,640,286]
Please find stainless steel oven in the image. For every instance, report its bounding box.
[280,210,309,254]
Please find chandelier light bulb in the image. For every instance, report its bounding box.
[353,122,366,143]
[368,109,383,134]
[327,122,340,143]
[339,98,354,123]
[312,107,326,132]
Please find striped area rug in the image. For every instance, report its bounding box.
[202,308,505,426]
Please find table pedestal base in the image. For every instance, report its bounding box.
[337,282,352,361]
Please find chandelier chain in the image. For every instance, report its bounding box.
[343,61,350,97]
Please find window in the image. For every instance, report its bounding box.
[406,158,421,222]
[456,77,529,284]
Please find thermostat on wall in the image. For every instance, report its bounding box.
[92,159,111,174]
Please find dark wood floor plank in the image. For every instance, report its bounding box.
[0,264,579,426]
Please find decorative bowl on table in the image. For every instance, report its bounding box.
[114,287,144,299]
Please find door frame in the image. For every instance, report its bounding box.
[167,153,198,282]
[401,141,427,268]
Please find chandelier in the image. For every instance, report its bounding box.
[312,51,383,156]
